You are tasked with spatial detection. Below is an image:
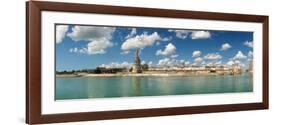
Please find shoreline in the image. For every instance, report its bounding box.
[56,72,250,78]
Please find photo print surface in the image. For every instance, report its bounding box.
[55,24,254,100]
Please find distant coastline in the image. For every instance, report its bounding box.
[56,70,252,78]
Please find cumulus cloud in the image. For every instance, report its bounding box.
[156,36,172,45]
[69,47,88,54]
[67,26,116,54]
[244,41,253,48]
[215,61,222,65]
[56,25,69,44]
[125,28,137,39]
[192,50,201,58]
[248,51,253,58]
[191,31,211,39]
[177,60,190,67]
[67,26,115,41]
[226,60,234,66]
[233,51,247,60]
[206,61,222,66]
[194,57,203,63]
[162,36,173,41]
[69,48,77,53]
[168,29,190,39]
[184,61,190,66]
[227,60,240,65]
[157,58,190,67]
[247,51,253,61]
[171,54,179,58]
[156,43,176,56]
[121,32,161,50]
[168,30,211,40]
[220,43,232,51]
[203,53,222,60]
[191,57,204,66]
[87,39,113,54]
[158,58,171,66]
[234,60,245,67]
[227,56,246,67]
[69,39,113,55]
[99,61,132,69]
[120,51,130,55]
[201,61,206,65]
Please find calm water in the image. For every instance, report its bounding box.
[55,74,253,100]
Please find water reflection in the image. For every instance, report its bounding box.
[56,74,253,100]
[131,77,141,96]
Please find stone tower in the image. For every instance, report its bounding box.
[132,49,142,73]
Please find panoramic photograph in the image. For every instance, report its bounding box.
[55,24,254,100]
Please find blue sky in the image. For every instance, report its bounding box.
[56,24,253,71]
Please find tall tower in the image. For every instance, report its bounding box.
[132,49,142,73]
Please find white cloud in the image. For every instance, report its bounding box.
[169,30,211,40]
[69,39,113,55]
[248,51,253,58]
[194,57,203,63]
[121,32,161,50]
[244,41,253,48]
[67,26,115,41]
[162,36,173,41]
[125,28,137,39]
[69,47,87,54]
[156,36,172,45]
[206,61,222,66]
[168,29,190,39]
[141,60,146,65]
[192,50,201,58]
[226,60,245,67]
[87,39,113,54]
[234,60,241,64]
[69,48,78,53]
[215,61,222,65]
[156,43,176,56]
[171,54,179,58]
[220,43,232,51]
[157,58,190,67]
[176,60,189,67]
[56,25,69,44]
[233,51,247,60]
[226,60,234,66]
[67,26,116,54]
[203,53,222,60]
[179,60,185,63]
[191,57,204,66]
[100,61,132,69]
[191,31,211,39]
[184,61,190,66]
[158,58,171,66]
[233,60,245,67]
[201,61,206,65]
[154,56,193,67]
[120,51,130,55]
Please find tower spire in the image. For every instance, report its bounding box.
[132,49,142,73]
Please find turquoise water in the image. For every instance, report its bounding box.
[55,74,253,100]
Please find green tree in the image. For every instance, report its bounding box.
[142,64,149,71]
